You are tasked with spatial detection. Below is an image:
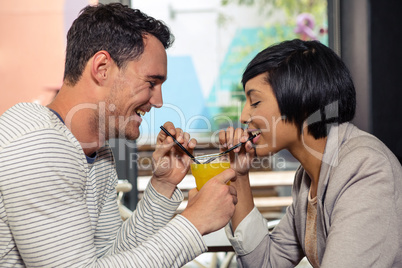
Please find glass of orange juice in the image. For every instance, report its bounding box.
[191,153,231,190]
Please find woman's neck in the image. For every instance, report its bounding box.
[289,134,327,198]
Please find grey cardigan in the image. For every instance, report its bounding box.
[228,123,402,267]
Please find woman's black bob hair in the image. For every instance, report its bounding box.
[242,39,356,139]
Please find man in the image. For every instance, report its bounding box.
[0,4,237,267]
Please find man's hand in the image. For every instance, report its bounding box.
[151,122,197,198]
[181,169,238,235]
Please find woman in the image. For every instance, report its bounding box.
[221,39,402,267]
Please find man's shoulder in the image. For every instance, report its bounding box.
[0,103,68,148]
[1,102,51,123]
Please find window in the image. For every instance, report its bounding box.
[132,0,329,149]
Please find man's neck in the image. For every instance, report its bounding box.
[47,85,104,156]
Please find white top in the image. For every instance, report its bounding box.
[0,103,207,267]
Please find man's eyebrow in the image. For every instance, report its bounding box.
[147,74,166,81]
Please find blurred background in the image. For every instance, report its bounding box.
[1,0,401,209]
[1,0,401,159]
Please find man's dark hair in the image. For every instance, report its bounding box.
[242,39,356,139]
[63,3,174,86]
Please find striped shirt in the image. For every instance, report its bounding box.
[0,103,207,267]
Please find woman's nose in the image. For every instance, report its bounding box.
[240,105,250,125]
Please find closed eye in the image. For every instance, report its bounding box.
[251,101,261,107]
[148,81,155,88]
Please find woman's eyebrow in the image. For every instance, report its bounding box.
[246,89,256,97]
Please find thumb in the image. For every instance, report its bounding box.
[215,169,236,185]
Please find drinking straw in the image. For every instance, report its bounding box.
[160,126,201,164]
[203,134,256,164]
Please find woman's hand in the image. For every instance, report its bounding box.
[219,127,255,176]
[151,122,197,198]
[219,127,256,231]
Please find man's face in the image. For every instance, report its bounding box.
[104,35,167,141]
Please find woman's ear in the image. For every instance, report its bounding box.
[91,50,113,85]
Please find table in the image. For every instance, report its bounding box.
[203,228,233,252]
[121,170,295,250]
[202,219,282,252]
[137,170,295,192]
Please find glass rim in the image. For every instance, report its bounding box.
[191,152,229,160]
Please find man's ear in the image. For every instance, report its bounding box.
[91,50,114,85]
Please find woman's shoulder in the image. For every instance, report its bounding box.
[339,124,399,167]
[328,123,402,183]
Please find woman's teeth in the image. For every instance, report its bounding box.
[251,130,262,136]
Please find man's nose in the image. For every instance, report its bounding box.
[150,86,163,108]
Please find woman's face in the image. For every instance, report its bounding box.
[241,73,299,156]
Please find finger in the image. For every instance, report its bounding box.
[154,142,175,162]
[226,127,234,149]
[175,128,184,143]
[188,138,197,150]
[153,135,175,160]
[228,185,237,197]
[219,129,227,149]
[233,195,238,205]
[164,122,176,134]
[240,130,254,153]
[233,128,243,144]
[240,130,250,143]
[187,138,197,157]
[182,139,197,168]
[245,139,255,153]
[176,132,194,162]
[215,169,236,185]
[244,132,256,154]
[157,121,176,144]
[228,185,238,205]
[233,128,244,153]
[182,131,190,147]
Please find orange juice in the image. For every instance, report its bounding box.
[191,161,230,190]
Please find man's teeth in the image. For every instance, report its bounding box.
[251,130,261,136]
[136,110,145,116]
